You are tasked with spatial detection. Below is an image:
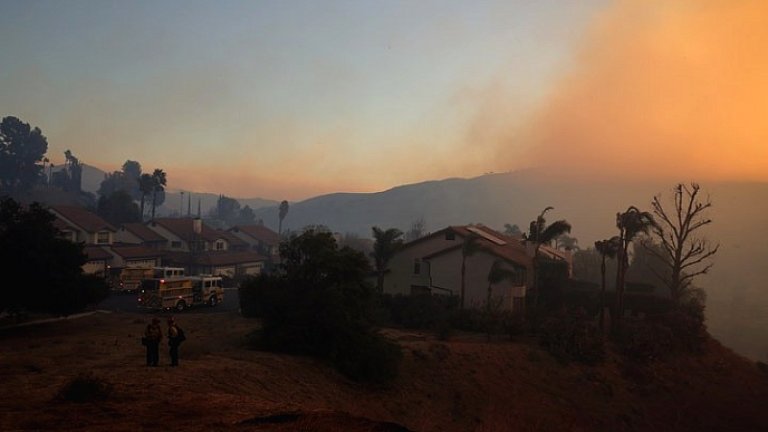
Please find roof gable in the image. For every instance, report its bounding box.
[149,218,221,242]
[229,225,281,244]
[120,223,168,243]
[49,205,116,234]
[413,225,532,268]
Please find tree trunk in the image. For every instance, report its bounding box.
[598,257,606,334]
[612,248,628,336]
[460,259,467,309]
[151,191,158,221]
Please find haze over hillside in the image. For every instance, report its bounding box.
[59,161,768,362]
[248,169,768,362]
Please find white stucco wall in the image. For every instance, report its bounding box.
[383,232,527,311]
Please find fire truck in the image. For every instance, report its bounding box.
[117,267,185,292]
[116,267,155,292]
[138,275,224,312]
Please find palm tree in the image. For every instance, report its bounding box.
[612,206,656,335]
[138,173,153,222]
[150,169,167,221]
[595,236,620,333]
[486,260,516,311]
[371,226,404,294]
[460,233,483,309]
[526,207,572,308]
[278,200,289,236]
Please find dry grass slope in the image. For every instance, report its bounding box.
[1,310,767,431]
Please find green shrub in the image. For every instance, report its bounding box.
[58,372,113,402]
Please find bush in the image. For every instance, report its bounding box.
[330,331,403,384]
[380,294,457,329]
[57,372,113,402]
[240,229,402,383]
[617,302,708,361]
[538,307,605,365]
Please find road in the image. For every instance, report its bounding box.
[97,288,240,315]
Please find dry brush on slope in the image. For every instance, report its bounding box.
[1,310,767,432]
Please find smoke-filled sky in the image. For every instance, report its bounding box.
[1,0,766,200]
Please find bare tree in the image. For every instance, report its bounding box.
[650,183,719,303]
[404,217,427,242]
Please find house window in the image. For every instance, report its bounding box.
[96,231,110,244]
[445,231,455,241]
[413,259,421,274]
[215,240,225,251]
[171,241,182,249]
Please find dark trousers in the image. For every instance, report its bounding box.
[169,343,179,366]
[146,341,160,366]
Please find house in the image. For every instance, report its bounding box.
[115,223,168,250]
[383,225,533,311]
[145,218,237,253]
[49,205,117,275]
[142,218,265,281]
[228,224,281,257]
[49,205,166,277]
[382,224,573,311]
[49,205,116,245]
[107,243,164,269]
[82,245,114,277]
[162,250,266,282]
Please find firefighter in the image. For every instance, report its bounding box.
[143,317,162,366]
[167,318,182,366]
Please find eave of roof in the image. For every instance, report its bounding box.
[49,205,116,233]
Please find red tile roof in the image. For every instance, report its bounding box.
[215,229,249,248]
[49,205,115,233]
[83,245,113,261]
[149,218,224,242]
[419,225,533,268]
[229,225,281,245]
[121,223,168,243]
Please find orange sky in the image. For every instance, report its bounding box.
[5,1,767,201]
[518,0,768,183]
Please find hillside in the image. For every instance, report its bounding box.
[20,165,768,361]
[249,171,768,362]
[1,311,767,432]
